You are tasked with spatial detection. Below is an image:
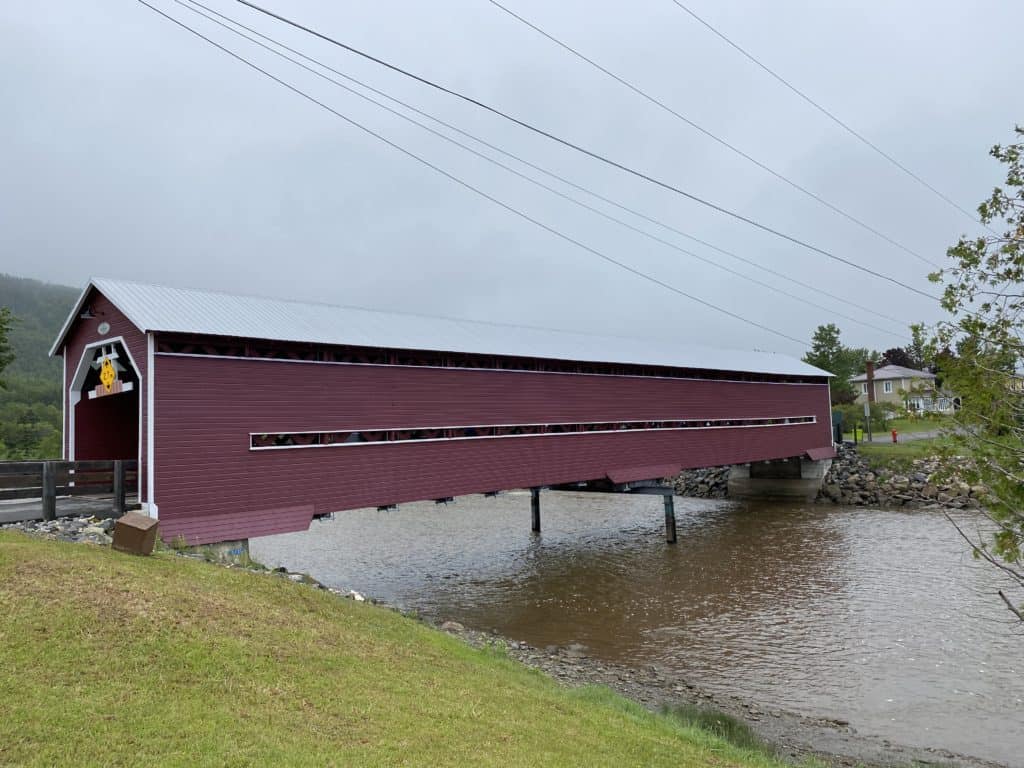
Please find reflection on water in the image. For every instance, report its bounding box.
[251,492,1023,765]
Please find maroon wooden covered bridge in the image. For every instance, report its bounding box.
[51,279,834,545]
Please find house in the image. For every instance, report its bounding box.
[850,364,955,414]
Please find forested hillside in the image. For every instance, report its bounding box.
[0,274,79,458]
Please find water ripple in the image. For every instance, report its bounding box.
[251,493,1022,764]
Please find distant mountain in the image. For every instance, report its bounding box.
[0,274,80,458]
[0,274,79,380]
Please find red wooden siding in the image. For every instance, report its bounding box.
[58,290,148,499]
[153,354,833,544]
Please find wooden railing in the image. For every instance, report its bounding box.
[0,460,139,520]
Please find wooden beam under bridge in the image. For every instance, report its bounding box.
[539,480,678,544]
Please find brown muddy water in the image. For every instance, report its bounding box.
[250,492,1023,765]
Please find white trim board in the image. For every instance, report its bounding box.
[67,336,143,463]
[147,333,156,518]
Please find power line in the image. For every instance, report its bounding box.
[185,0,911,329]
[175,0,909,341]
[137,0,811,347]
[234,0,944,304]
[665,0,990,232]
[486,0,940,269]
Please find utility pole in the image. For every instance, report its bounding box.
[865,360,875,443]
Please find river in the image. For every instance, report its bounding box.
[250,491,1023,765]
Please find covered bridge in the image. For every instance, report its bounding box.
[51,278,834,545]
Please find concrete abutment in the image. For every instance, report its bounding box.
[727,457,832,502]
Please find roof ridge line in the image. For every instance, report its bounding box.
[91,276,781,354]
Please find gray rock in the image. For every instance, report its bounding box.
[440,620,465,633]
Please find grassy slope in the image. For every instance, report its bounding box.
[856,439,950,471]
[0,533,788,768]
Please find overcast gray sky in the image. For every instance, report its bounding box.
[2,0,1020,358]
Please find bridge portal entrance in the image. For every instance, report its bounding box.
[69,339,140,462]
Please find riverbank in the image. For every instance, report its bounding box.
[818,442,986,508]
[672,440,986,510]
[3,518,1010,768]
[438,625,1008,768]
[0,529,799,768]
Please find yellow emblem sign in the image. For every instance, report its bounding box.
[99,357,117,393]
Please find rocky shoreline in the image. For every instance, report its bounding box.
[438,625,1005,768]
[1,513,1004,768]
[817,443,985,509]
[0,515,117,545]
[671,442,987,510]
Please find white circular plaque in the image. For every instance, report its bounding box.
[97,321,111,335]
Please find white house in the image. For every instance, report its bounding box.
[850,364,956,414]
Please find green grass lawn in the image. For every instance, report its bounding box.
[0,533,796,768]
[882,416,950,435]
[856,439,951,471]
[842,415,950,442]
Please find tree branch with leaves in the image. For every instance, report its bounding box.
[930,126,1024,619]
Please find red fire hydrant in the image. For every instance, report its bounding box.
[891,429,898,443]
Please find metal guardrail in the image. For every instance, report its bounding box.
[0,460,139,520]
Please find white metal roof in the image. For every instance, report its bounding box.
[850,364,935,382]
[51,278,831,378]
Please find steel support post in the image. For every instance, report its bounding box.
[663,493,677,544]
[530,487,541,533]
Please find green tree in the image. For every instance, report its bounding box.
[0,307,14,388]
[881,326,932,371]
[908,323,932,371]
[881,347,916,369]
[802,323,875,404]
[930,126,1023,620]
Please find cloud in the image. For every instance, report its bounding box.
[1,0,1018,356]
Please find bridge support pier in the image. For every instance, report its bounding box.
[547,480,678,543]
[663,493,677,544]
[626,485,677,544]
[530,487,541,533]
[727,457,832,502]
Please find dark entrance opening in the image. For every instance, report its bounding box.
[72,342,140,461]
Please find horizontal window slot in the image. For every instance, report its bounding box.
[250,416,816,450]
